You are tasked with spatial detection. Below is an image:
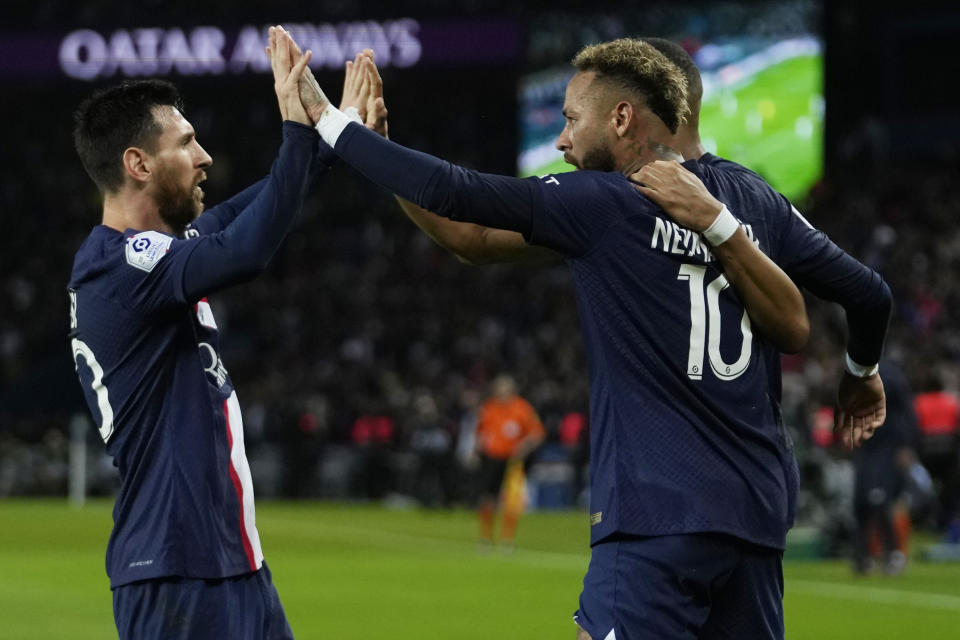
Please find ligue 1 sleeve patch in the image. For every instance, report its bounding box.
[125,231,173,273]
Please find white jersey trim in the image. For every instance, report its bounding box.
[790,205,816,230]
[225,391,264,570]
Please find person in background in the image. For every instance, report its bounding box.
[454,388,482,504]
[559,411,590,504]
[474,374,546,550]
[852,358,917,575]
[408,390,455,508]
[913,373,960,533]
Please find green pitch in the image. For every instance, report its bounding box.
[2,499,958,639]
[522,56,822,203]
[699,55,823,202]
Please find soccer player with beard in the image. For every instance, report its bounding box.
[67,26,365,639]
[286,31,889,639]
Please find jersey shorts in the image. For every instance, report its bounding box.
[574,534,784,640]
[113,562,293,640]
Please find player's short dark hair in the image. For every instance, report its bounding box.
[642,37,704,110]
[73,79,185,193]
[572,38,689,134]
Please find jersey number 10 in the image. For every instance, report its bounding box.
[677,264,753,381]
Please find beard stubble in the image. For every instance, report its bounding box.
[155,164,203,236]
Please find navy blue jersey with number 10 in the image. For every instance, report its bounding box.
[68,122,324,588]
[331,124,891,550]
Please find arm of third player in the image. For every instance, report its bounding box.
[635,160,809,354]
[349,52,560,266]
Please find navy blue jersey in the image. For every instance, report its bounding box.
[699,154,890,366]
[331,124,890,549]
[69,122,324,587]
[527,167,796,548]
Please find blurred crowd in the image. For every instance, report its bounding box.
[5,149,960,533]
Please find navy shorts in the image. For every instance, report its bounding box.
[113,561,294,640]
[574,534,783,640]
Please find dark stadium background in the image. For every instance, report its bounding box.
[1,0,959,532]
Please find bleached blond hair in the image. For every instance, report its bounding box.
[572,38,689,133]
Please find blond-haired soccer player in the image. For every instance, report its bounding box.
[283,32,889,640]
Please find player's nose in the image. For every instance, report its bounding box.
[196,144,213,169]
[555,129,570,152]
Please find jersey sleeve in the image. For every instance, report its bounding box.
[526,172,629,255]
[331,123,626,256]
[774,202,892,365]
[186,137,338,236]
[119,122,321,313]
[186,179,267,236]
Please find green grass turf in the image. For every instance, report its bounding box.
[521,56,822,203]
[1,499,958,639]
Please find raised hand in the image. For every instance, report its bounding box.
[271,26,331,124]
[337,50,389,137]
[360,50,389,138]
[835,372,886,449]
[265,26,314,126]
[339,51,369,116]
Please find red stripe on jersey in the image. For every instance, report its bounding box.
[224,399,256,571]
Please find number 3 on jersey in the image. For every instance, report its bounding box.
[69,290,115,442]
[677,264,753,381]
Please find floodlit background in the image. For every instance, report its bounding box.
[2,1,959,638]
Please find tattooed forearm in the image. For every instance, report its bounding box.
[299,68,330,117]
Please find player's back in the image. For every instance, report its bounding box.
[527,167,798,549]
[68,225,263,587]
[313,124,804,550]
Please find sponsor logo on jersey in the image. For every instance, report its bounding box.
[128,559,154,568]
[125,230,173,272]
[198,342,229,388]
[590,511,603,525]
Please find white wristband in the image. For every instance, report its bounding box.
[315,105,362,147]
[702,204,739,246]
[844,353,879,378]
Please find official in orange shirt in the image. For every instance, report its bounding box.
[475,374,545,550]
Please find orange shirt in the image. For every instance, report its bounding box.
[476,395,544,459]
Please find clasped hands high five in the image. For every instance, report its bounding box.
[266,25,388,137]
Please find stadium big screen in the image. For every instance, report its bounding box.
[519,1,822,201]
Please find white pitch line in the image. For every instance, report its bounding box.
[265,516,588,570]
[266,517,960,609]
[790,579,960,612]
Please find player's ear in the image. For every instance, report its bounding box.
[612,101,633,138]
[122,147,152,184]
